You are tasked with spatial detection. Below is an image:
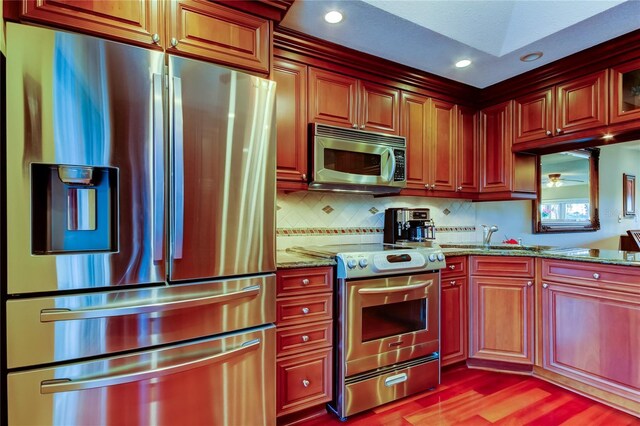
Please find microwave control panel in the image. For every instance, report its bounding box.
[393,150,405,181]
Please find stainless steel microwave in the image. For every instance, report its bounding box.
[309,123,407,194]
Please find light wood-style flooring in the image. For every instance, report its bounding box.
[307,366,640,425]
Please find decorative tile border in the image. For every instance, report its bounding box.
[277,226,476,236]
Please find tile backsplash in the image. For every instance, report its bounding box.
[276,190,477,249]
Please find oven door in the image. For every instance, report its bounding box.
[345,272,439,376]
[313,136,397,186]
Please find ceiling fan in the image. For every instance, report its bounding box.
[544,173,584,187]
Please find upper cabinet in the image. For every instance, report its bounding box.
[610,58,640,124]
[457,106,479,193]
[308,68,400,135]
[514,70,608,145]
[15,0,271,73]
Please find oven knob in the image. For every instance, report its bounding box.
[437,253,445,261]
[347,259,357,269]
[359,258,368,268]
[428,253,437,262]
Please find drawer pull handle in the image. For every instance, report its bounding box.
[301,278,310,286]
[450,280,456,286]
[384,373,408,387]
[302,379,310,387]
[301,335,310,342]
[543,283,549,289]
[301,307,310,314]
[593,273,600,279]
[448,265,455,270]
[527,281,533,287]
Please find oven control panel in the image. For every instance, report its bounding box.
[336,249,446,279]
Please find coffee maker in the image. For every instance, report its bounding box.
[384,208,436,244]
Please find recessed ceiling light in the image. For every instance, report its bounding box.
[455,59,471,68]
[520,51,543,62]
[324,10,343,24]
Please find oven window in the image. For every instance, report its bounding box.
[361,299,426,342]
[324,148,381,176]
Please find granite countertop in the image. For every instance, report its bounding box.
[276,250,336,269]
[441,244,640,267]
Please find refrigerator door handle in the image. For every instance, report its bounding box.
[40,338,261,394]
[152,73,165,263]
[39,285,262,322]
[172,76,185,259]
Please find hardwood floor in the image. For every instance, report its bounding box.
[306,366,640,425]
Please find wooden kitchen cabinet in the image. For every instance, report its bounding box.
[456,106,479,193]
[610,58,640,124]
[275,267,333,418]
[16,0,270,72]
[274,58,308,184]
[514,70,608,144]
[309,68,399,134]
[469,256,535,365]
[440,256,468,366]
[429,99,457,192]
[401,92,431,190]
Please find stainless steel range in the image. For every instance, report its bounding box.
[290,243,446,420]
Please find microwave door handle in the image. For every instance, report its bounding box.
[40,338,261,394]
[39,285,261,322]
[387,149,396,182]
[358,280,431,295]
[152,73,165,263]
[172,76,185,259]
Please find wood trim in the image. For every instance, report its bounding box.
[217,0,294,22]
[466,358,534,375]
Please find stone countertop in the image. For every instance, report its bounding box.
[441,244,640,267]
[276,250,336,269]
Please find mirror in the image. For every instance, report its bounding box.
[534,148,600,233]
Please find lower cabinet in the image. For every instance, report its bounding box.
[440,256,468,366]
[469,257,535,365]
[275,267,333,419]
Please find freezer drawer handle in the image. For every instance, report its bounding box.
[40,285,262,322]
[40,338,261,394]
[384,373,408,387]
[358,280,431,295]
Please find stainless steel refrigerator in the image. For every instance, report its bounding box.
[4,23,276,425]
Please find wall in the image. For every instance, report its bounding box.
[276,191,477,249]
[0,0,5,55]
[476,140,640,250]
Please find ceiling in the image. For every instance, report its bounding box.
[279,0,640,88]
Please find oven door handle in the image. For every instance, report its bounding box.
[358,280,431,295]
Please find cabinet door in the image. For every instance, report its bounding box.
[479,101,513,192]
[308,68,358,128]
[430,100,457,192]
[167,0,270,73]
[610,58,640,124]
[441,277,468,366]
[273,59,308,183]
[400,92,430,190]
[359,81,400,134]
[542,281,640,402]
[469,276,534,364]
[556,70,608,134]
[456,106,478,193]
[20,0,162,46]
[514,88,554,144]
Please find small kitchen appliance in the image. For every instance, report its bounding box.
[384,208,436,244]
[289,243,446,420]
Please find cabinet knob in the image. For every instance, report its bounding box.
[556,128,563,134]
[352,123,358,129]
[542,283,549,289]
[302,379,310,388]
[424,184,430,189]
[593,273,600,279]
[527,281,533,287]
[457,186,463,191]
[546,130,552,136]
[301,173,307,181]
[301,335,310,342]
[450,280,456,286]
[301,278,310,286]
[431,184,436,189]
[301,307,310,314]
[170,37,179,47]
[360,124,365,129]
[448,265,455,270]
[151,33,160,44]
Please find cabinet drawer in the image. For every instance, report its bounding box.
[276,320,333,357]
[541,259,640,294]
[276,267,333,296]
[276,294,332,326]
[470,256,534,278]
[441,256,467,279]
[276,347,332,416]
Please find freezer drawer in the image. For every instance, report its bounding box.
[7,274,275,369]
[8,326,275,426]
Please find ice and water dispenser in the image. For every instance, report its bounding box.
[31,164,118,254]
